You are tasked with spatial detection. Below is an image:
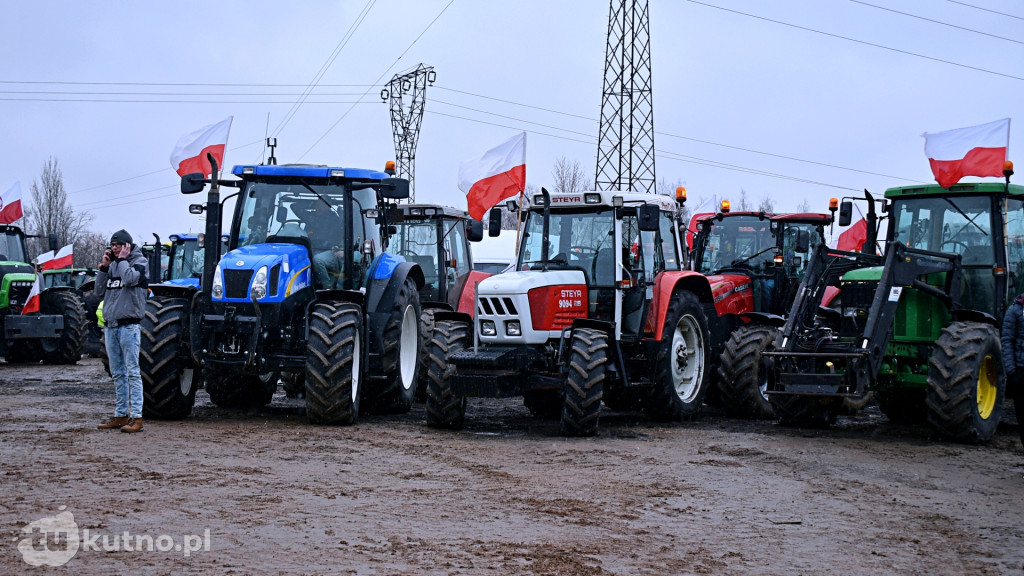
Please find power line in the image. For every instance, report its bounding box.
[0,97,376,104]
[683,0,1024,82]
[850,0,1024,45]
[944,0,1024,21]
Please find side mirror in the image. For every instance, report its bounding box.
[638,204,660,232]
[181,173,206,194]
[488,208,502,237]
[387,225,397,236]
[189,204,205,215]
[794,229,810,254]
[838,201,853,227]
[467,219,484,242]
[48,233,58,252]
[380,177,410,199]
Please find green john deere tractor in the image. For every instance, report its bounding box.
[0,226,86,364]
[746,174,1022,443]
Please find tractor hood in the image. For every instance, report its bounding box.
[475,269,588,346]
[214,242,313,302]
[841,267,884,282]
[706,273,754,317]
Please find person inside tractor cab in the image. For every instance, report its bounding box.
[301,200,346,290]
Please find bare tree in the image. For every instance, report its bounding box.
[656,176,690,223]
[737,189,751,211]
[551,157,591,194]
[25,157,93,264]
[757,193,775,213]
[75,231,108,270]
[796,198,811,212]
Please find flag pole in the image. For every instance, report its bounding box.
[513,187,525,262]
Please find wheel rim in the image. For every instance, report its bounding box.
[180,368,194,396]
[976,354,997,420]
[351,332,361,404]
[671,313,705,402]
[398,305,417,390]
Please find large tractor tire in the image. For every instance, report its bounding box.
[4,341,42,364]
[718,324,777,419]
[425,320,468,429]
[561,328,608,437]
[365,277,421,414]
[644,290,710,421]
[140,297,197,419]
[414,307,438,402]
[926,321,1005,443]
[876,388,926,424]
[771,395,839,428]
[305,301,362,425]
[40,290,86,365]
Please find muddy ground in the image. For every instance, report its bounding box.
[1,358,1023,575]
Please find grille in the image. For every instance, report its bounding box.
[478,296,518,316]
[224,269,255,299]
[8,283,32,309]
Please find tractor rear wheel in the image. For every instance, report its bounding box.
[926,322,1005,443]
[415,308,438,402]
[305,301,362,425]
[140,297,197,419]
[771,395,838,428]
[40,290,86,364]
[366,277,421,414]
[425,320,468,429]
[561,328,607,437]
[718,324,777,419]
[644,290,710,420]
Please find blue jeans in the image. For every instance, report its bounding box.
[106,324,143,418]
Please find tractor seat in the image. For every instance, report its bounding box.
[407,255,438,284]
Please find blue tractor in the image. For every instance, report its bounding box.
[140,157,423,424]
[162,232,229,288]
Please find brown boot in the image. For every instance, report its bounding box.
[120,418,144,433]
[98,416,130,429]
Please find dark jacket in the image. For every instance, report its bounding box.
[95,245,148,328]
[1000,294,1024,375]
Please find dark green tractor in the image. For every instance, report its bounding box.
[748,175,1022,443]
[0,225,86,364]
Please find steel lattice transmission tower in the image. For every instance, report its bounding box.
[382,63,435,201]
[595,0,656,194]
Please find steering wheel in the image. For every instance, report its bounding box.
[569,245,598,260]
[274,219,306,235]
[940,240,969,253]
[397,249,420,258]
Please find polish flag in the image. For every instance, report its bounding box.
[0,182,24,225]
[829,204,868,252]
[923,118,1010,188]
[21,275,41,314]
[36,250,55,269]
[458,132,526,221]
[170,116,233,177]
[41,244,73,271]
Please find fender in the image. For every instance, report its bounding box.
[423,301,454,313]
[952,308,998,328]
[566,318,628,387]
[432,309,472,326]
[366,261,424,356]
[737,311,785,327]
[647,270,714,341]
[150,283,197,300]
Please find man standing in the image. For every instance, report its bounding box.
[95,229,149,433]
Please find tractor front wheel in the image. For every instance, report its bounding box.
[718,324,777,419]
[366,277,421,414]
[40,290,86,364]
[561,328,607,437]
[305,301,362,425]
[644,290,710,420]
[926,321,1005,443]
[425,320,468,429]
[140,297,197,419]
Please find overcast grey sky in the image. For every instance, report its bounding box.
[2,0,1022,243]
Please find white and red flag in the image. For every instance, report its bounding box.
[0,182,24,224]
[41,244,73,271]
[170,116,233,177]
[829,204,868,252]
[923,118,1010,188]
[458,132,526,221]
[35,250,54,269]
[21,275,41,314]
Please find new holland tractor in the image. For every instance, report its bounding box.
[424,188,716,436]
[0,226,85,364]
[686,203,837,418]
[383,203,487,396]
[751,173,1021,442]
[140,156,422,424]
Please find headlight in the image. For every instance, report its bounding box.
[212,264,224,299]
[506,320,521,336]
[251,266,268,300]
[481,320,496,336]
